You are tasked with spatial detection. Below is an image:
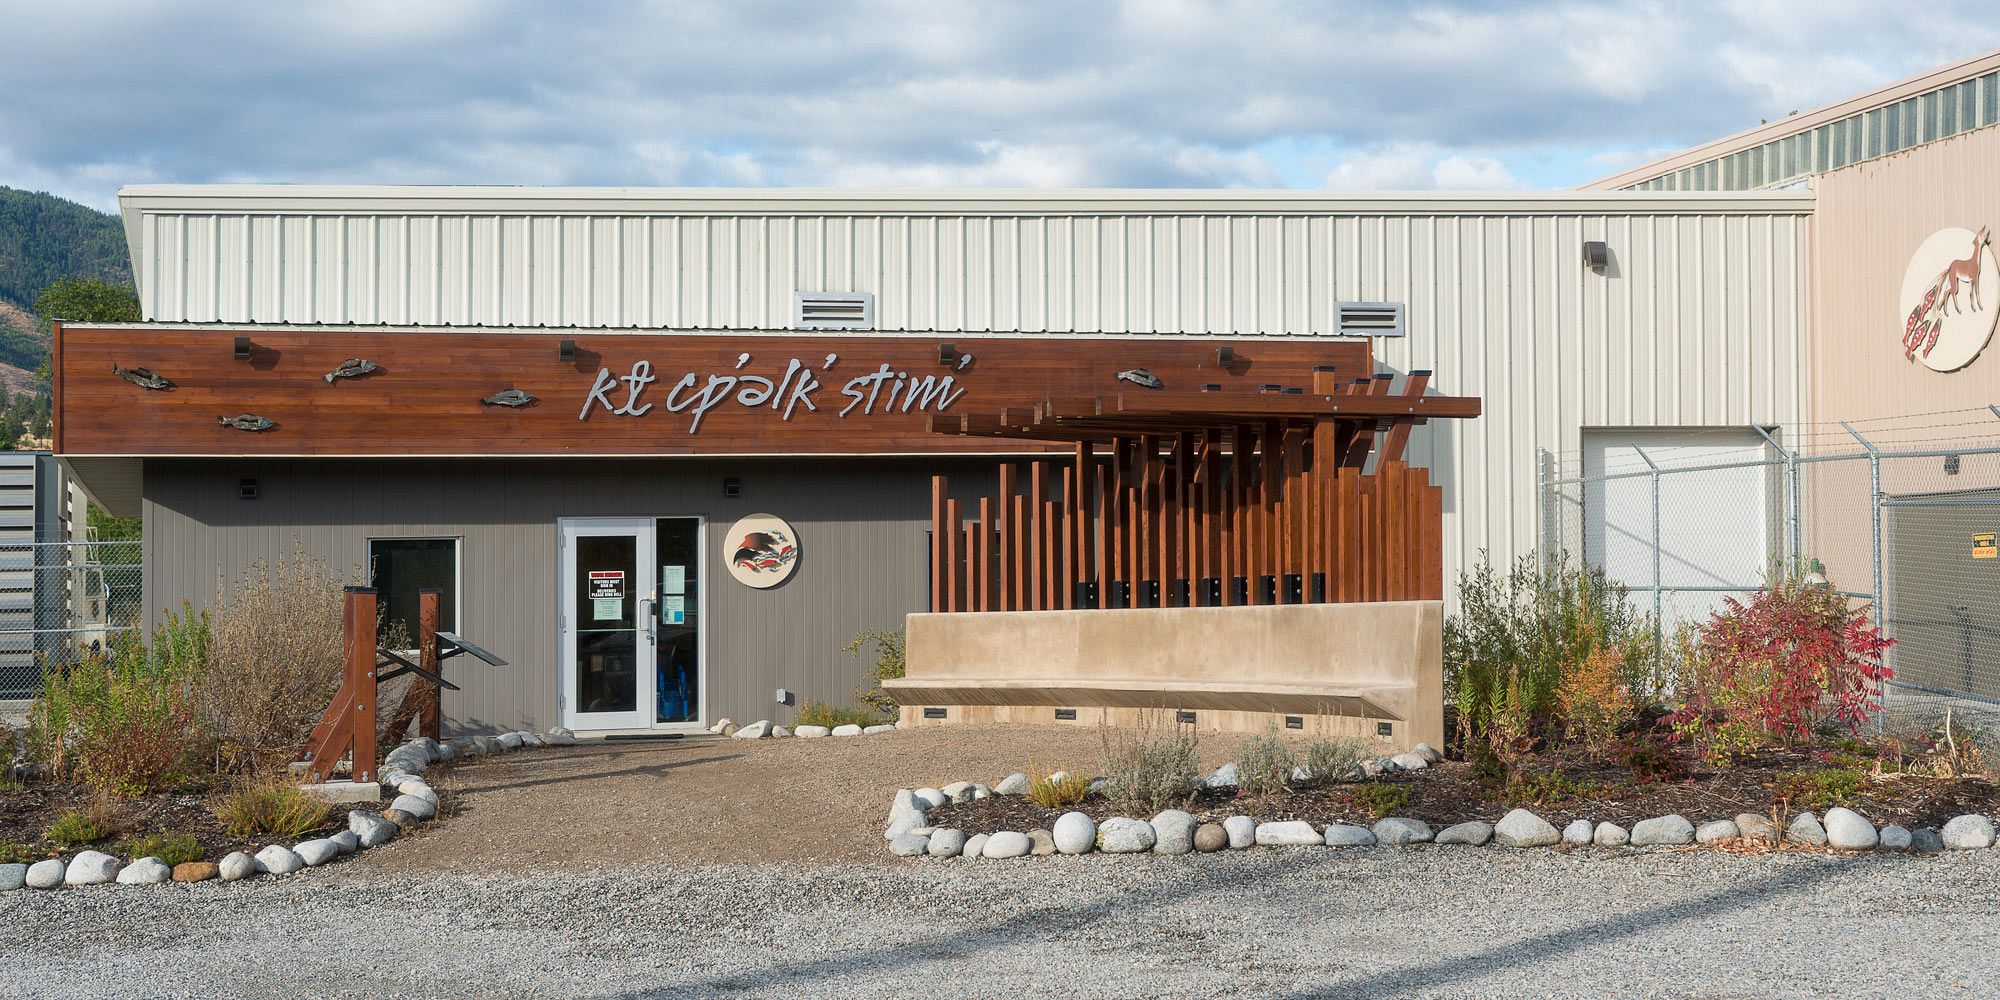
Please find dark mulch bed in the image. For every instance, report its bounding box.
[0,781,340,864]
[925,744,2000,836]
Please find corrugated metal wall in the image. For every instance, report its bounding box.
[121,189,1814,630]
[142,456,1000,733]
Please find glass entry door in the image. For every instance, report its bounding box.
[559,517,704,732]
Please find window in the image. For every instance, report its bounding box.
[369,538,459,645]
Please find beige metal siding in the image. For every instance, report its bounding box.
[1810,125,2000,430]
[141,457,999,733]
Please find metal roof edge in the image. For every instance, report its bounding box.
[114,184,1815,217]
[1581,45,2000,190]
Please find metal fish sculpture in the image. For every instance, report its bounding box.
[218,413,274,432]
[323,358,379,383]
[481,389,536,408]
[111,365,172,390]
[1114,368,1163,389]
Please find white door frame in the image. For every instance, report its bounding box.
[558,517,656,732]
[557,515,709,733]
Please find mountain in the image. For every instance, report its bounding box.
[0,186,133,375]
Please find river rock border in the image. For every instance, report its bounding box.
[708,717,903,739]
[0,727,579,893]
[885,750,2000,860]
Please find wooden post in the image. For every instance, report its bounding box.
[418,588,442,741]
[944,498,962,612]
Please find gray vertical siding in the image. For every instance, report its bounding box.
[142,456,993,734]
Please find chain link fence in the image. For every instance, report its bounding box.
[1539,408,2000,734]
[0,539,144,700]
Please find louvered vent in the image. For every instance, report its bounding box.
[1336,301,1405,338]
[794,291,875,330]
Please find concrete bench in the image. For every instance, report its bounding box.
[886,601,1443,749]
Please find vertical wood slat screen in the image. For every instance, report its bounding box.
[929,427,1445,613]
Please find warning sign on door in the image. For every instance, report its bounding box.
[1975,532,1997,559]
[589,571,625,599]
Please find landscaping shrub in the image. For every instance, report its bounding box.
[1558,646,1634,760]
[792,701,889,729]
[44,796,124,848]
[201,552,350,774]
[26,611,209,797]
[1610,733,1685,783]
[0,838,34,864]
[1771,766,1865,812]
[1444,554,1652,763]
[1668,568,1893,759]
[1098,711,1202,815]
[1026,766,1091,809]
[1233,726,1296,798]
[1353,782,1410,818]
[1302,736,1371,784]
[213,778,332,840]
[843,627,906,718]
[121,832,203,866]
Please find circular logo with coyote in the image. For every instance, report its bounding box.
[1900,226,1999,372]
[724,514,799,589]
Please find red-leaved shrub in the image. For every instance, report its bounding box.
[1669,572,1893,751]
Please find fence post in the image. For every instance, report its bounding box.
[1633,445,1663,668]
[1840,421,1885,731]
[1537,447,1553,572]
[1752,424,1801,569]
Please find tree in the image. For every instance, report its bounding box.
[34,276,139,328]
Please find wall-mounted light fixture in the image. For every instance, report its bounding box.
[937,343,958,366]
[1216,345,1235,367]
[1582,240,1610,272]
[722,477,742,498]
[238,478,259,500]
[1946,454,1962,476]
[233,336,252,361]
[559,339,577,364]
[1258,383,1283,394]
[1200,383,1222,392]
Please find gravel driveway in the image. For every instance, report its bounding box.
[6,847,1997,998]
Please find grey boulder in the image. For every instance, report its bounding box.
[888,833,930,857]
[1255,821,1324,846]
[496,731,526,749]
[218,851,259,882]
[1942,814,1997,850]
[1194,823,1228,852]
[940,781,973,801]
[1389,752,1430,771]
[885,811,928,841]
[1372,817,1433,846]
[63,851,120,886]
[794,725,830,738]
[543,726,578,746]
[1630,814,1695,846]
[1696,819,1740,844]
[25,859,65,889]
[1203,763,1240,789]
[831,724,863,737]
[982,831,1032,859]
[1053,812,1097,855]
[1098,817,1157,853]
[1787,811,1828,847]
[1027,829,1056,856]
[1436,821,1494,846]
[390,793,436,821]
[0,863,26,891]
[927,829,967,858]
[1735,813,1780,842]
[1823,807,1878,850]
[1150,810,1197,854]
[1912,827,1945,852]
[1562,819,1594,846]
[348,810,398,848]
[1322,823,1377,847]
[295,839,341,867]
[1593,822,1630,847]
[862,724,896,734]
[995,772,1031,796]
[330,830,360,855]
[255,845,305,876]
[734,720,772,739]
[912,787,949,810]
[1493,809,1560,848]
[116,857,172,885]
[1878,824,1913,850]
[962,833,990,860]
[1412,742,1443,764]
[1223,815,1256,850]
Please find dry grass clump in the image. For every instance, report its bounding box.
[213,775,332,840]
[200,550,350,774]
[1026,765,1091,809]
[1098,710,1202,815]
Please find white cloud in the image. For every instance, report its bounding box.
[0,2,1996,208]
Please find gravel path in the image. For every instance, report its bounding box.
[6,848,1998,998]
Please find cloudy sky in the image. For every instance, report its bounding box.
[4,1,1999,211]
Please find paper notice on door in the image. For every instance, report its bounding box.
[592,597,622,621]
[663,565,687,594]
[663,594,687,624]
